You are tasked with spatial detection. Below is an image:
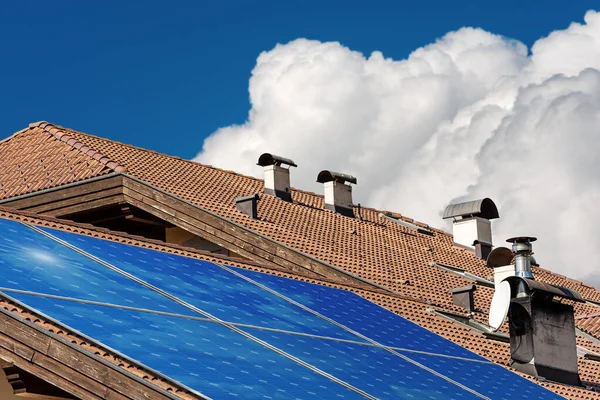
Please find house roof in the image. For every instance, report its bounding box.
[1,122,600,398]
[1,206,599,399]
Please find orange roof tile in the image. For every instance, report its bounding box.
[2,123,600,398]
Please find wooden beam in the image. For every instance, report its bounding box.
[0,308,185,400]
[1,175,124,212]
[24,187,124,215]
[17,393,74,399]
[47,194,125,217]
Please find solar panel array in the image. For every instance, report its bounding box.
[0,218,561,399]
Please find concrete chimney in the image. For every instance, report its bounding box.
[442,198,499,257]
[257,153,297,202]
[505,276,583,386]
[316,170,357,218]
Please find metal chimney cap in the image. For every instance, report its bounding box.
[257,153,297,168]
[507,237,537,253]
[442,198,499,220]
[506,236,537,244]
[317,170,357,185]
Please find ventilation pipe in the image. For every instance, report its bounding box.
[316,171,357,218]
[442,198,499,259]
[507,237,535,279]
[257,153,297,202]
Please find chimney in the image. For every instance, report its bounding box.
[442,198,499,257]
[488,237,583,386]
[316,170,357,218]
[257,153,297,202]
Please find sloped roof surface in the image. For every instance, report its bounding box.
[2,123,600,398]
[0,207,599,399]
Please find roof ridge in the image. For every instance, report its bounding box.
[31,121,264,183]
[24,121,449,237]
[29,121,128,173]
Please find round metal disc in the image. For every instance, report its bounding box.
[489,280,511,331]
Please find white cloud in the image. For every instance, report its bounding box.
[195,11,600,282]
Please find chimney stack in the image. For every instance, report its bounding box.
[488,237,583,386]
[316,170,357,218]
[257,153,297,202]
[442,198,499,258]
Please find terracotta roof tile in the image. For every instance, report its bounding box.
[2,123,600,398]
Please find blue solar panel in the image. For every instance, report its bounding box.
[9,292,365,400]
[243,328,481,400]
[0,219,195,316]
[39,226,365,341]
[234,268,487,361]
[405,353,563,400]
[0,221,562,400]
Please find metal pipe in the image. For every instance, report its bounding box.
[507,237,537,280]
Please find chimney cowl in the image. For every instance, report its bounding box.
[257,153,297,168]
[442,198,499,220]
[316,170,357,185]
[257,153,296,202]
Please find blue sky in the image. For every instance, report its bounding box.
[0,1,596,158]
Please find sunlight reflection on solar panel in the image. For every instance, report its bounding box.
[0,218,194,316]
[40,226,365,341]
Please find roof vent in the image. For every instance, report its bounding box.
[450,284,477,312]
[234,194,259,219]
[317,171,357,218]
[257,153,297,202]
[443,198,499,256]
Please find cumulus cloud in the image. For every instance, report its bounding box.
[195,11,600,282]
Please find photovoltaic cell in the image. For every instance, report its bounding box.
[40,226,365,341]
[4,222,561,400]
[234,268,487,361]
[8,292,365,400]
[243,328,481,400]
[0,219,195,316]
[404,353,563,400]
